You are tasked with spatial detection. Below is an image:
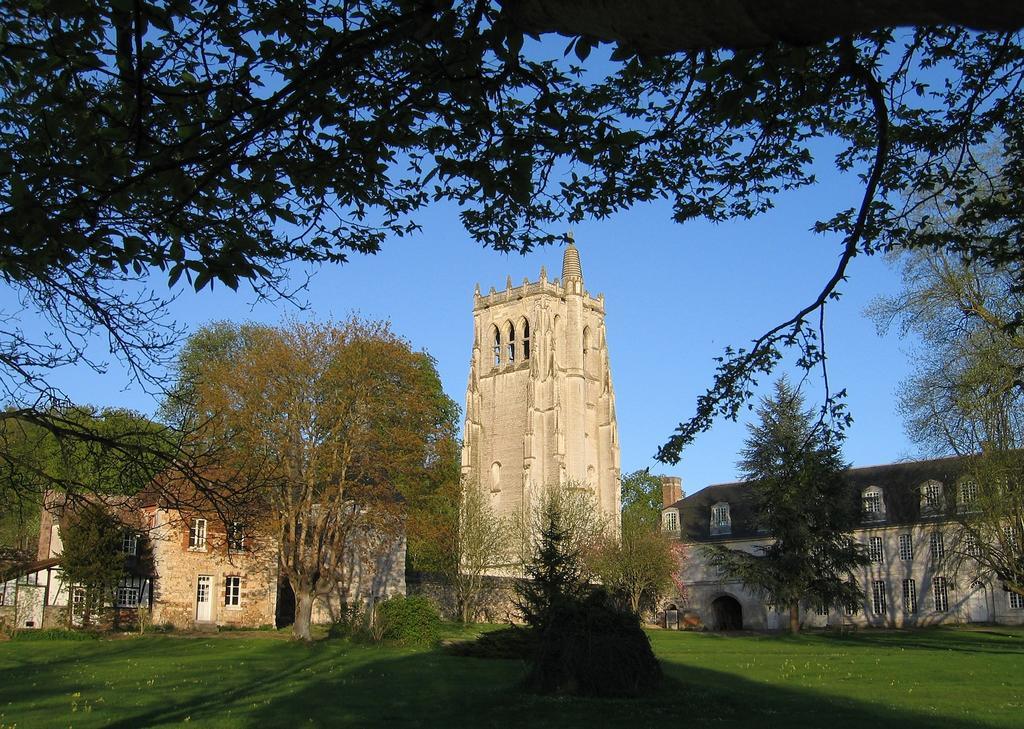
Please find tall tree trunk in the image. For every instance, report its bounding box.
[789,603,800,634]
[292,588,315,641]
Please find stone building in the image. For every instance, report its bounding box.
[660,457,1024,630]
[2,490,404,631]
[461,238,621,529]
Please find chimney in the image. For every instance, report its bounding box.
[661,476,683,508]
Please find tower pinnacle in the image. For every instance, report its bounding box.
[561,233,582,281]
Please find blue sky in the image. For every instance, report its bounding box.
[28,172,922,497]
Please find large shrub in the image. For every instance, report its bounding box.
[374,595,441,647]
[524,589,662,697]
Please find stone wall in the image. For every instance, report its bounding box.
[149,508,278,630]
[407,573,522,623]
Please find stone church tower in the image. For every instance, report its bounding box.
[461,239,621,526]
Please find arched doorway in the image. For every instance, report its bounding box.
[711,595,743,630]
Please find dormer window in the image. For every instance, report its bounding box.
[959,480,978,510]
[710,502,731,535]
[862,487,885,521]
[921,480,943,513]
[663,510,679,532]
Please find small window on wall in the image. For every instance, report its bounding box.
[1010,591,1024,610]
[869,536,884,563]
[930,532,945,561]
[225,576,241,608]
[871,580,887,615]
[116,586,140,608]
[189,518,207,550]
[862,488,884,520]
[933,576,949,612]
[959,480,978,508]
[522,319,531,360]
[663,511,678,531]
[921,481,943,511]
[815,604,828,616]
[582,326,590,369]
[903,579,918,614]
[122,531,138,556]
[898,534,913,561]
[490,461,501,492]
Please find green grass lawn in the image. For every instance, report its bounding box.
[1,626,1021,728]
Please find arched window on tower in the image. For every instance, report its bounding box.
[493,326,501,366]
[522,319,530,360]
[582,326,590,371]
[507,322,516,363]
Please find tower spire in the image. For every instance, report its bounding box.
[561,231,582,281]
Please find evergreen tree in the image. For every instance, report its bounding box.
[514,499,587,632]
[59,503,126,627]
[705,379,867,633]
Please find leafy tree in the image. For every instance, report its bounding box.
[58,502,125,627]
[181,317,456,641]
[0,406,167,568]
[619,469,664,529]
[871,250,1024,597]
[434,479,509,622]
[705,379,867,633]
[590,510,680,616]
[3,1,1024,498]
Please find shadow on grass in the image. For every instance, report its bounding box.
[813,626,1024,655]
[0,634,1015,728]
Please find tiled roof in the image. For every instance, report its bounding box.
[666,455,972,542]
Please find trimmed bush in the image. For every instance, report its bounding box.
[374,595,441,647]
[523,590,662,697]
[442,626,536,659]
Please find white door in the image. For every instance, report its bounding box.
[195,575,212,622]
[965,582,990,623]
[71,587,86,627]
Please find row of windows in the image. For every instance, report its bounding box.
[490,320,598,368]
[862,480,980,520]
[492,320,531,366]
[869,533,945,564]
[188,519,245,552]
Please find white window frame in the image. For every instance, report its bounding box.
[902,578,918,614]
[862,489,884,519]
[933,576,949,612]
[815,604,828,616]
[898,534,913,561]
[964,534,981,558]
[224,576,242,608]
[871,580,887,615]
[189,518,208,551]
[663,511,678,531]
[1010,591,1024,610]
[920,481,942,512]
[959,480,978,504]
[930,532,945,561]
[711,503,730,527]
[116,586,140,608]
[869,536,884,563]
[122,531,138,556]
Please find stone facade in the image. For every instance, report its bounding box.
[461,239,621,531]
[146,507,279,629]
[661,458,1024,630]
